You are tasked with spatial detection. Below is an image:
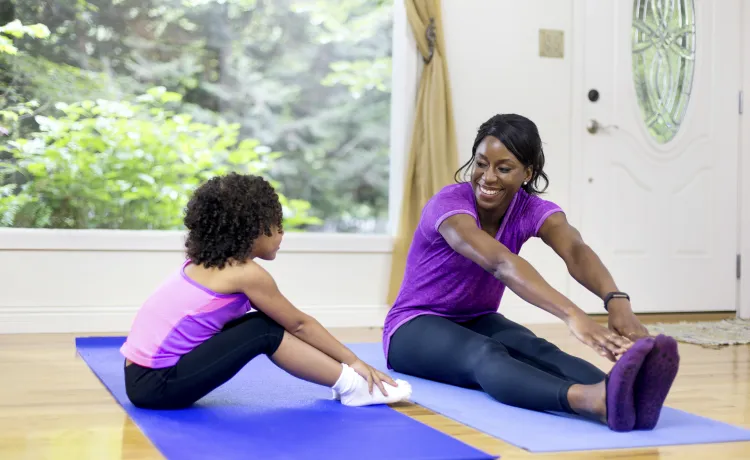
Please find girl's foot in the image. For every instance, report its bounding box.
[332,364,412,407]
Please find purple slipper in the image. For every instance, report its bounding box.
[606,337,655,431]
[633,334,680,430]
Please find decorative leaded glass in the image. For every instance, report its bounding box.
[632,0,696,144]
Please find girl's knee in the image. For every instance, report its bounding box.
[265,329,286,356]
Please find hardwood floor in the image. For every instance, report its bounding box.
[1,318,748,459]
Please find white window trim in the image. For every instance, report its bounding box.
[0,228,393,253]
[387,0,421,236]
[0,1,420,254]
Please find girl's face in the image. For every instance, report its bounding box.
[253,227,284,261]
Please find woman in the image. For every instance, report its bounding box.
[383,114,679,431]
[121,173,412,410]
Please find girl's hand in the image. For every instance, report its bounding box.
[566,311,632,361]
[349,359,398,396]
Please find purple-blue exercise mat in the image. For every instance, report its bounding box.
[349,343,750,453]
[75,336,495,460]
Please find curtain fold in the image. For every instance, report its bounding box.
[386,0,458,305]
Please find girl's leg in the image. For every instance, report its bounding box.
[268,331,341,386]
[388,314,605,418]
[127,311,409,409]
[463,313,607,384]
[125,311,284,408]
[271,331,412,407]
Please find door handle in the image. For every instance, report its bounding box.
[586,119,618,134]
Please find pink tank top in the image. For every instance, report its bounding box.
[120,260,252,368]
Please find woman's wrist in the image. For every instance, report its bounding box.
[606,297,633,313]
[554,300,587,324]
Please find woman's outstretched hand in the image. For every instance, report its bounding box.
[566,311,632,361]
[606,299,650,341]
[349,359,398,396]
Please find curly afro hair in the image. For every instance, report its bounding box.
[184,173,283,269]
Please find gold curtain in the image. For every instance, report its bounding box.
[386,0,458,304]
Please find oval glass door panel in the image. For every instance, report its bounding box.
[632,0,696,144]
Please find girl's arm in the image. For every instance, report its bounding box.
[235,261,396,393]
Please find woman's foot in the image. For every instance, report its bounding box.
[567,380,608,424]
[633,334,680,430]
[604,337,655,431]
[332,364,412,407]
[568,337,655,431]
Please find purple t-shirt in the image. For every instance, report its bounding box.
[382,182,563,366]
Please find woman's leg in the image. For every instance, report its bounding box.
[388,314,605,418]
[127,311,409,409]
[463,313,607,384]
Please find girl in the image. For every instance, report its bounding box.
[121,173,411,409]
[383,114,679,432]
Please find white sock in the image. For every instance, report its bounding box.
[331,364,412,407]
[332,363,357,395]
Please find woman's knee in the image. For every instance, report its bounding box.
[470,340,523,402]
[467,339,511,375]
[528,336,564,356]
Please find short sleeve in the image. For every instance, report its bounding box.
[518,193,564,240]
[418,185,477,241]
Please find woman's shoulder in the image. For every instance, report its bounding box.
[424,182,474,211]
[508,189,564,239]
[422,182,475,220]
[513,189,561,213]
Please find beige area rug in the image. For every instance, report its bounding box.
[647,318,750,349]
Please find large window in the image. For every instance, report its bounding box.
[0,0,392,233]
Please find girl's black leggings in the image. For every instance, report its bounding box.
[387,313,607,413]
[124,311,285,409]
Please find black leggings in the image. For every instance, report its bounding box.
[388,313,606,414]
[125,311,285,409]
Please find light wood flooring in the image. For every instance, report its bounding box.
[1,313,748,459]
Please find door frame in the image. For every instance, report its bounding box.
[569,0,745,315]
[740,0,749,319]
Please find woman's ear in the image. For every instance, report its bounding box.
[524,166,533,184]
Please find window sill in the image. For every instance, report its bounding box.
[0,228,395,253]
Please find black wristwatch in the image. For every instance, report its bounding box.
[603,292,630,311]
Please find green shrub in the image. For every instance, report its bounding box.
[0,87,321,229]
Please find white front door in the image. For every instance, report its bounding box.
[572,0,742,313]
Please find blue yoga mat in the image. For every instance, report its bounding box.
[350,343,750,452]
[75,337,494,460]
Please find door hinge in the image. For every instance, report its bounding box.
[737,254,742,279]
[740,91,744,114]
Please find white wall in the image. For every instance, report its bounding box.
[0,231,394,333]
[0,0,628,333]
[441,0,575,319]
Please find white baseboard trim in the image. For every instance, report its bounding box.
[0,303,561,334]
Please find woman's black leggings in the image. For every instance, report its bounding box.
[124,311,285,409]
[388,313,606,414]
